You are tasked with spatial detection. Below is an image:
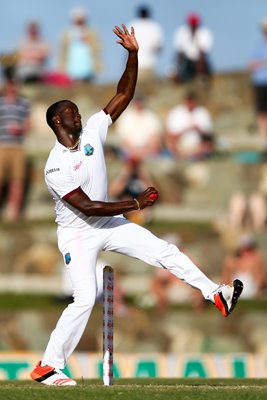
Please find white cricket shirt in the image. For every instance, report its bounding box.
[45,110,112,229]
[166,104,213,153]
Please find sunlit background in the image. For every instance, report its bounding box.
[0,0,267,382]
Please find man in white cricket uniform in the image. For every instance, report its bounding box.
[30,25,243,387]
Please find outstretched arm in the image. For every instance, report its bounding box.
[63,186,159,217]
[104,24,139,122]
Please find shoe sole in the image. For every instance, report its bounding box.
[214,279,244,317]
[31,370,77,386]
[228,279,243,315]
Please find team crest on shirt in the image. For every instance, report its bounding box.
[84,143,94,156]
[64,253,71,265]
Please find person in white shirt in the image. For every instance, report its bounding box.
[128,5,164,80]
[172,13,213,83]
[165,91,215,159]
[30,24,242,387]
[116,94,163,160]
[16,21,50,84]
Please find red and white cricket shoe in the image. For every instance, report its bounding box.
[30,361,77,386]
[213,279,243,317]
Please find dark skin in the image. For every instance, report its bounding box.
[49,24,159,217]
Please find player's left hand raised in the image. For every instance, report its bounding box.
[113,24,139,52]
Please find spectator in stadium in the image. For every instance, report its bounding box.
[128,4,164,80]
[115,94,163,161]
[0,78,31,221]
[172,13,213,84]
[249,17,267,159]
[165,91,215,160]
[221,234,266,299]
[227,191,266,232]
[16,21,50,84]
[59,7,102,82]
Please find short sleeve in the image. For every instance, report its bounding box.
[154,23,164,47]
[166,108,185,135]
[195,108,213,132]
[21,97,31,118]
[198,28,213,52]
[173,27,185,51]
[45,163,80,199]
[83,110,112,144]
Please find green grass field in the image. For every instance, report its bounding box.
[0,379,267,400]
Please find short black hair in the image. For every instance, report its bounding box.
[46,100,71,130]
[137,5,151,19]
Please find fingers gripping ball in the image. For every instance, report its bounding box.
[149,193,159,200]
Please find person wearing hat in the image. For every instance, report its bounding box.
[249,17,267,159]
[59,7,102,82]
[172,12,213,83]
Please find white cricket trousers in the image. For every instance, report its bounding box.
[42,216,218,369]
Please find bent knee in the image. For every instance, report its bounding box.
[73,292,96,309]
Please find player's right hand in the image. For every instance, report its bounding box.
[113,24,139,53]
[136,187,159,209]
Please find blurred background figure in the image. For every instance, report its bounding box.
[128,4,164,80]
[150,233,205,314]
[16,21,50,84]
[172,13,213,84]
[227,191,266,232]
[249,17,267,159]
[59,7,102,82]
[115,94,163,161]
[165,91,215,160]
[109,156,154,225]
[221,234,266,299]
[0,78,31,222]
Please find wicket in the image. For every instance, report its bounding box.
[103,266,114,386]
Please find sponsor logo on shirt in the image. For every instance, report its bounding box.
[73,160,83,171]
[45,168,60,175]
[84,143,94,156]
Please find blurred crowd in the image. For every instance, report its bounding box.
[1,5,215,86]
[0,4,220,223]
[1,4,267,312]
